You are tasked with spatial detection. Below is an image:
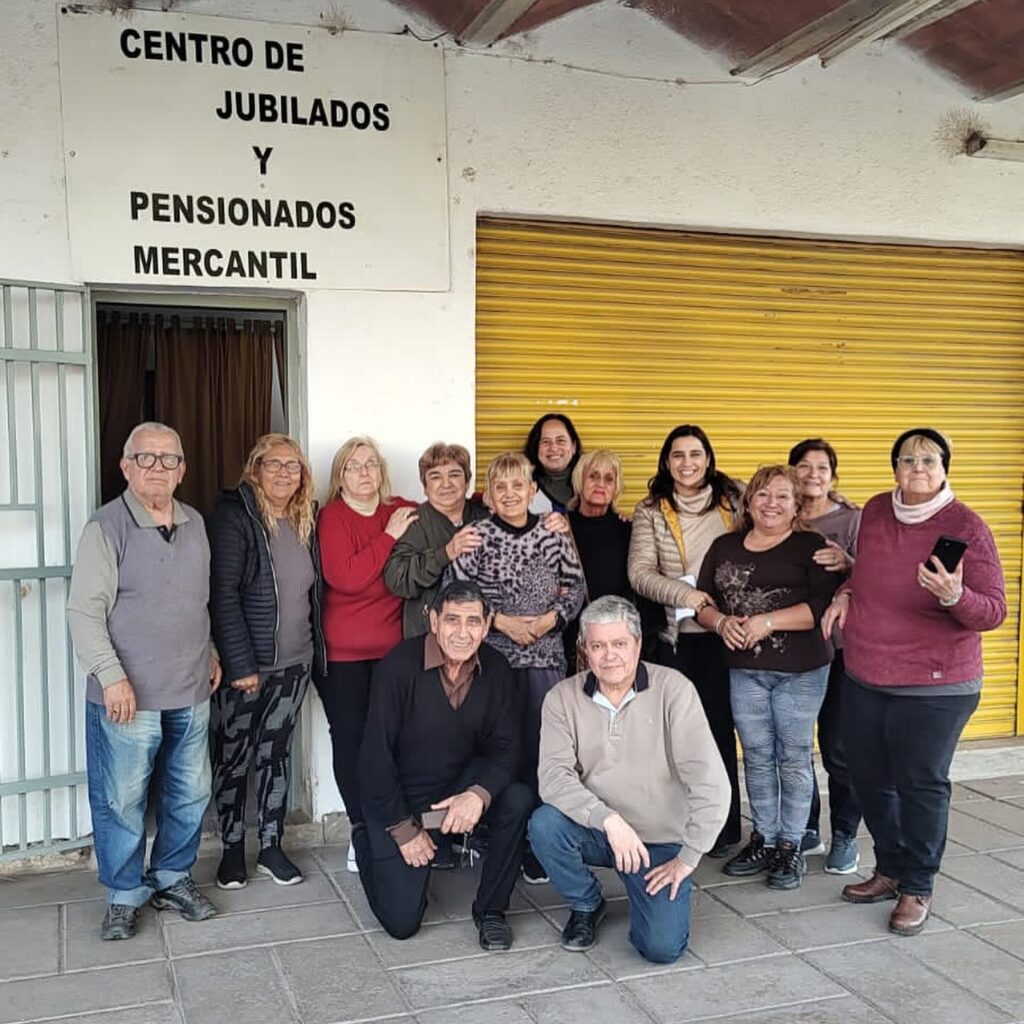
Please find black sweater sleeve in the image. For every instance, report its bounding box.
[359,654,413,829]
[207,500,259,683]
[469,652,520,799]
[803,532,842,623]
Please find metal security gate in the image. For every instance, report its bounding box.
[475,218,1024,738]
[0,280,95,861]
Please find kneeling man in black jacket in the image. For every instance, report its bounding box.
[353,580,531,950]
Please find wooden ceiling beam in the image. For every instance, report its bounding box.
[882,0,980,40]
[818,0,971,65]
[731,0,890,82]
[458,0,541,45]
[974,78,1024,103]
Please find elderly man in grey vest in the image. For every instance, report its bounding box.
[69,422,222,940]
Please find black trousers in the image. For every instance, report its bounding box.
[658,635,742,847]
[353,781,534,939]
[211,663,310,848]
[806,653,862,837]
[841,676,978,895]
[314,659,376,826]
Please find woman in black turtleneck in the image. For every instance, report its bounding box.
[523,414,582,514]
[563,449,634,666]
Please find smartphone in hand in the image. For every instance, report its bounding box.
[928,535,968,573]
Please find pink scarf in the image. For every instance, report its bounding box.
[891,485,954,525]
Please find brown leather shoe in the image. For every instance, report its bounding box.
[889,893,931,936]
[841,872,899,904]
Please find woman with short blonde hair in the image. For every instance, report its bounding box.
[209,433,326,889]
[451,450,585,883]
[564,449,632,665]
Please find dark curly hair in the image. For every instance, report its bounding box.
[523,414,583,477]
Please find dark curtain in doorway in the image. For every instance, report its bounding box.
[154,316,273,515]
[96,310,148,505]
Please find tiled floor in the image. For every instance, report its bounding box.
[2,775,1024,1024]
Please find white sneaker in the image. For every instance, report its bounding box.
[347,842,359,874]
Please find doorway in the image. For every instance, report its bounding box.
[91,293,311,820]
[95,301,290,515]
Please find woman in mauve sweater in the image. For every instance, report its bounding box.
[822,428,1006,938]
[316,436,417,871]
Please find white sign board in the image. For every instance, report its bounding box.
[57,9,450,290]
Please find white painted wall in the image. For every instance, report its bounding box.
[3,0,1023,822]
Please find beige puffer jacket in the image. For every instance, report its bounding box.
[628,499,733,645]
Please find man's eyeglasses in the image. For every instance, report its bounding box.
[897,455,941,470]
[260,458,302,475]
[127,452,183,470]
[344,459,381,474]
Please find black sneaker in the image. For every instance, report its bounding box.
[256,846,303,886]
[216,845,248,890]
[722,832,775,877]
[521,850,549,885]
[560,898,606,952]
[474,911,513,951]
[706,840,735,860]
[800,829,825,855]
[151,876,218,921]
[100,903,138,941]
[766,840,806,890]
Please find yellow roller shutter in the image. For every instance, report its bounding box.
[475,217,1024,739]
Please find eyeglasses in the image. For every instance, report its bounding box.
[344,459,381,474]
[260,458,302,475]
[897,455,941,470]
[127,452,183,470]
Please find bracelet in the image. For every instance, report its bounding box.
[939,585,963,608]
[714,614,728,636]
[764,616,774,633]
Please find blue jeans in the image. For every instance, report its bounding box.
[528,804,692,964]
[730,666,829,847]
[86,699,211,907]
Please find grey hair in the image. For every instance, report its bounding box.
[579,595,642,642]
[123,422,184,458]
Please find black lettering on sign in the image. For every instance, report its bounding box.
[253,146,273,175]
[129,191,148,219]
[121,29,255,65]
[265,40,305,71]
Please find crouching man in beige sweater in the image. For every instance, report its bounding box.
[529,595,730,963]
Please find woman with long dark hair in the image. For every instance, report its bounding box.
[523,414,583,513]
[628,425,744,856]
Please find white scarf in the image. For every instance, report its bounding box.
[342,493,380,516]
[891,484,954,525]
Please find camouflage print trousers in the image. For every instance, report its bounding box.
[210,663,310,848]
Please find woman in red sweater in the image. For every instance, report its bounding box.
[822,428,1005,937]
[316,436,417,872]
